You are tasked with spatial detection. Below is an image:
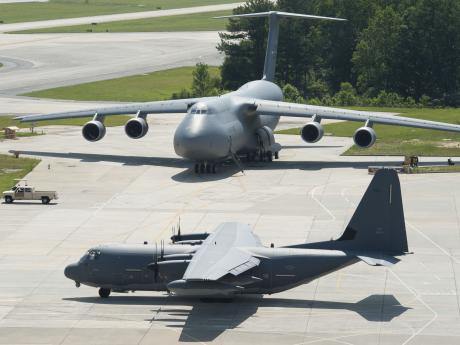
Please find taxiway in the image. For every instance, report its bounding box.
[0,117,459,344]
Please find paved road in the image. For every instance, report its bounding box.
[0,2,244,33]
[0,0,47,3]
[0,31,222,98]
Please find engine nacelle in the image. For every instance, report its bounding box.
[82,120,106,142]
[300,122,324,143]
[353,126,377,148]
[125,117,149,139]
[171,232,208,244]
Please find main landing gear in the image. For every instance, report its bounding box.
[246,150,279,162]
[99,288,111,298]
[194,162,218,174]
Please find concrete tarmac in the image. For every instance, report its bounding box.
[0,32,222,97]
[0,117,459,344]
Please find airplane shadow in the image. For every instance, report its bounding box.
[11,150,452,184]
[64,294,409,342]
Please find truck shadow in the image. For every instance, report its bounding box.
[64,294,409,342]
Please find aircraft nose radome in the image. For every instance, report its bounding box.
[64,263,80,281]
[174,122,230,161]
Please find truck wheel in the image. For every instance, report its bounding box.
[4,196,13,204]
[41,197,50,204]
[99,288,111,298]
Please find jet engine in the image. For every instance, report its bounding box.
[82,120,106,142]
[125,117,149,139]
[300,122,324,143]
[353,126,377,148]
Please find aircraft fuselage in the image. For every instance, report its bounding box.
[64,243,357,296]
[173,80,283,162]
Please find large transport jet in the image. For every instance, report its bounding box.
[17,12,460,173]
[65,169,409,299]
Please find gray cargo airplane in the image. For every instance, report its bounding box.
[65,169,409,298]
[16,11,460,173]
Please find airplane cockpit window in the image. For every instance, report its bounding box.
[190,102,209,115]
[84,249,101,260]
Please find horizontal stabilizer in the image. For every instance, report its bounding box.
[214,11,346,22]
[356,252,401,266]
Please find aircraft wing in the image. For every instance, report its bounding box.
[182,222,262,281]
[248,98,460,133]
[15,97,212,123]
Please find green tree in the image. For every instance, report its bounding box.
[333,82,358,106]
[191,63,221,97]
[282,84,304,103]
[218,0,274,90]
[352,7,404,95]
[397,0,460,104]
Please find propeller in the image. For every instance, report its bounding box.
[153,242,159,282]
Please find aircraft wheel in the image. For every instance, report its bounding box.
[274,151,279,159]
[41,197,50,204]
[99,288,111,298]
[199,163,205,174]
[4,196,13,204]
[194,164,199,174]
[259,151,265,161]
[267,151,273,162]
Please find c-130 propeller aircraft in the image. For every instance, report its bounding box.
[64,169,409,299]
[17,11,460,173]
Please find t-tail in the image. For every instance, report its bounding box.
[287,169,410,265]
[214,11,346,82]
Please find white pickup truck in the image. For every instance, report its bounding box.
[3,181,58,204]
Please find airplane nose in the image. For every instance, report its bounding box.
[174,119,230,161]
[64,263,81,282]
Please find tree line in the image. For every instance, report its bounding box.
[217,0,460,107]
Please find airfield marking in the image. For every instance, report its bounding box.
[388,269,438,345]
[339,180,442,345]
[309,184,336,221]
[406,221,460,264]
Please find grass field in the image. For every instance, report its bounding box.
[409,165,460,173]
[0,154,40,193]
[14,9,231,33]
[23,66,220,102]
[0,0,236,24]
[276,107,460,157]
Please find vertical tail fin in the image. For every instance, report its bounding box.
[336,169,409,254]
[214,11,346,82]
